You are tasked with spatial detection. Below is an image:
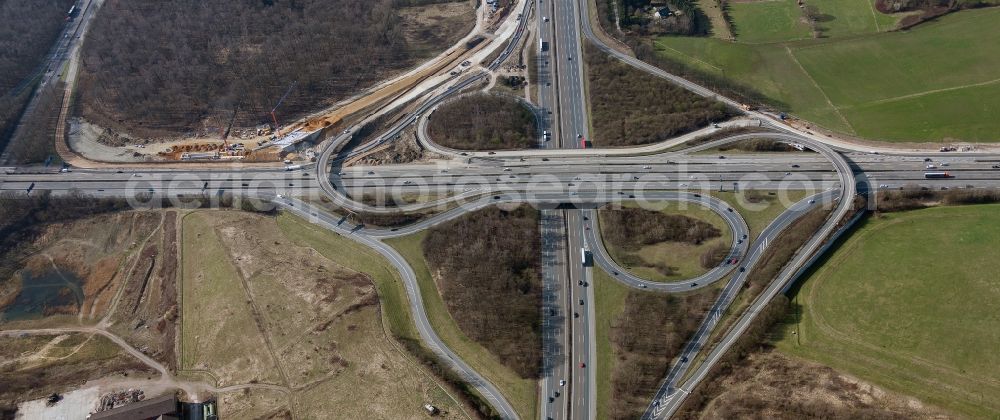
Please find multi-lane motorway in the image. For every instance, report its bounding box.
[10,153,1000,198]
[1,0,102,165]
[4,0,1000,419]
[534,0,572,417]
[537,0,597,417]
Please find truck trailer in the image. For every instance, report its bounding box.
[924,171,951,179]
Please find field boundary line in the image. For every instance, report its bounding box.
[866,0,882,32]
[783,45,856,134]
[841,77,1000,109]
[652,39,723,73]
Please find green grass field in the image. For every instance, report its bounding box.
[728,0,812,43]
[811,0,901,37]
[385,233,538,420]
[712,190,810,240]
[777,205,1000,417]
[728,0,899,42]
[696,0,733,39]
[655,7,1000,142]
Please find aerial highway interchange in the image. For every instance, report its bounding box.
[2,0,1000,419]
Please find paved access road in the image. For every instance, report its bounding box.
[581,192,750,292]
[274,196,524,419]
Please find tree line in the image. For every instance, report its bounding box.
[612,0,711,36]
[5,81,64,164]
[0,0,74,94]
[601,207,722,250]
[875,187,1000,213]
[876,0,999,29]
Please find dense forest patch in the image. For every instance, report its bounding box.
[586,42,730,147]
[422,205,542,378]
[428,94,538,150]
[76,0,473,137]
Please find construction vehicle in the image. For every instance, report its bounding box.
[270,81,298,129]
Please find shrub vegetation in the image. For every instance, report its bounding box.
[601,207,721,250]
[428,94,537,150]
[609,290,714,419]
[421,205,542,378]
[586,42,730,146]
[0,0,75,153]
[76,0,471,137]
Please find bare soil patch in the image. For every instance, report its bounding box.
[688,348,950,419]
[1,211,162,326]
[182,210,466,418]
[399,1,476,56]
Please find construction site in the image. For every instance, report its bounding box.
[52,0,490,167]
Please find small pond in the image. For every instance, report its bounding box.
[1,268,84,322]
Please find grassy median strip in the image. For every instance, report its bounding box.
[712,190,810,241]
[593,269,630,420]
